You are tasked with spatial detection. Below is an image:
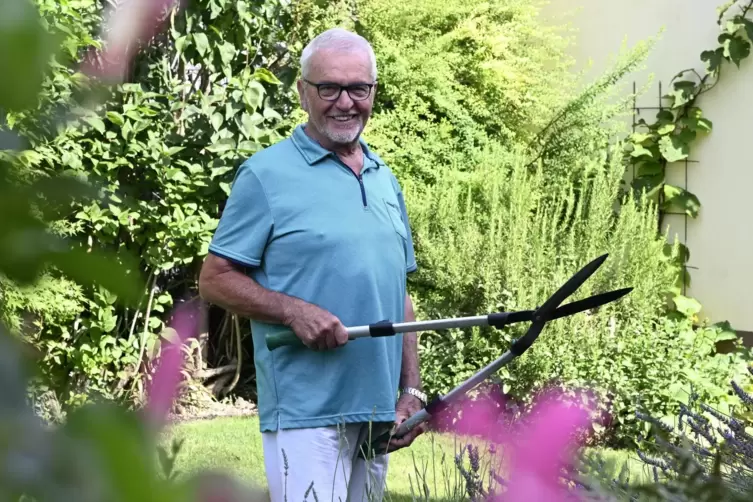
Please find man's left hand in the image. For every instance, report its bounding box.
[381,393,427,453]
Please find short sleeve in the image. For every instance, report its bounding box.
[392,176,418,273]
[208,162,273,267]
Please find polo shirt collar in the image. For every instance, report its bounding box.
[291,124,385,169]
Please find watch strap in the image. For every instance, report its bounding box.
[401,386,427,405]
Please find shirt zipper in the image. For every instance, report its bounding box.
[356,173,367,206]
[334,156,368,207]
[344,166,367,207]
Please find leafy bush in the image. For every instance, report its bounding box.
[576,368,753,501]
[3,0,294,407]
[281,0,646,183]
[356,0,576,178]
[402,137,750,447]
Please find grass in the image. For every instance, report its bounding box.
[159,415,650,501]
[160,415,468,501]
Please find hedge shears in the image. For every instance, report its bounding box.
[264,253,632,458]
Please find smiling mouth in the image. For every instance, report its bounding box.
[330,115,358,123]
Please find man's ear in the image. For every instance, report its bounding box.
[296,79,308,112]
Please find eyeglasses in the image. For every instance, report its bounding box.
[303,79,376,101]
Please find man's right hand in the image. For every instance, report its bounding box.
[284,301,349,351]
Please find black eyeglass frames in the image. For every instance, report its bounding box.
[303,79,376,101]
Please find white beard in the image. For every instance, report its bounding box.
[315,115,364,145]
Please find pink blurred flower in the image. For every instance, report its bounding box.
[82,0,181,82]
[497,392,592,501]
[430,386,595,501]
[146,299,200,426]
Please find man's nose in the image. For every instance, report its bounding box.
[335,88,355,108]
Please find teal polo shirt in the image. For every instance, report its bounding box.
[208,124,417,432]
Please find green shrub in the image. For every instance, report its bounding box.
[403,139,750,447]
[577,368,753,501]
[3,0,292,407]
[357,0,577,177]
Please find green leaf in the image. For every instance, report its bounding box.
[686,107,703,119]
[217,41,236,66]
[0,0,61,111]
[743,18,753,43]
[662,184,701,217]
[210,166,233,179]
[630,144,654,159]
[237,140,262,154]
[174,35,188,54]
[656,110,675,123]
[701,47,724,74]
[629,132,653,143]
[239,112,265,139]
[205,138,235,153]
[210,112,223,131]
[637,160,663,177]
[728,36,751,67]
[667,80,697,108]
[84,116,106,134]
[680,116,712,133]
[673,295,702,317]
[659,135,689,163]
[244,81,265,109]
[106,111,125,126]
[711,321,738,342]
[696,118,713,132]
[657,123,675,135]
[63,403,171,502]
[164,146,185,157]
[164,168,187,182]
[672,80,697,90]
[263,107,283,122]
[677,127,697,145]
[193,32,209,57]
[668,381,692,402]
[253,68,282,85]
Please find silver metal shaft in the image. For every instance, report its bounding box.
[347,315,491,341]
[394,348,517,437]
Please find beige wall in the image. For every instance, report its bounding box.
[539,0,753,332]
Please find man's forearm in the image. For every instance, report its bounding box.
[198,256,301,325]
[400,294,422,389]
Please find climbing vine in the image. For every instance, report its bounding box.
[625,0,753,292]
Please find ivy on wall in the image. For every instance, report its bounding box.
[624,0,753,299]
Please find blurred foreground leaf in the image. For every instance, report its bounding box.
[0,0,61,112]
[0,162,144,306]
[62,402,189,502]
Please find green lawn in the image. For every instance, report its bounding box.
[159,415,647,501]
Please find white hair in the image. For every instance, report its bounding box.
[300,27,377,81]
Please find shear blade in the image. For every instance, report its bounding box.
[534,254,608,318]
[549,287,633,320]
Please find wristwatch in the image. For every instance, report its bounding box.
[400,386,427,406]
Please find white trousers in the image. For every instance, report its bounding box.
[262,422,390,502]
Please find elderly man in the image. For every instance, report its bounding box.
[198,27,425,501]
